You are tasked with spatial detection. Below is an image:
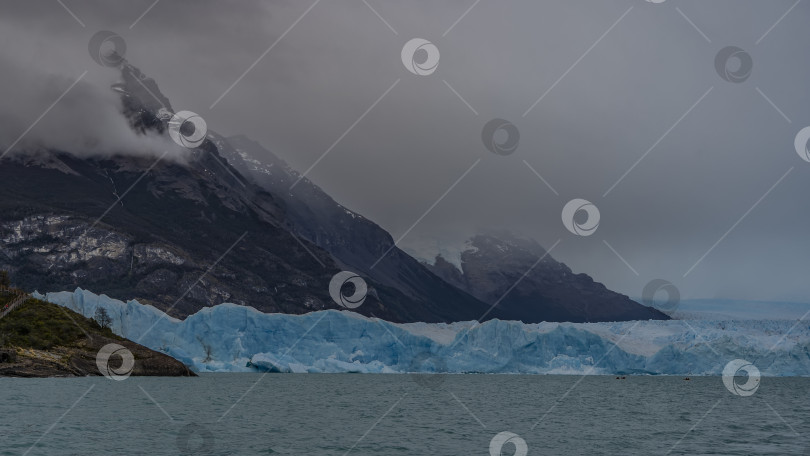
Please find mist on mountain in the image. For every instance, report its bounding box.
[0,54,180,161]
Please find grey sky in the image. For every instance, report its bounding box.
[1,0,809,302]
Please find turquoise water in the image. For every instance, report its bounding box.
[1,375,808,455]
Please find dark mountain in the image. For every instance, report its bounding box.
[426,234,669,322]
[0,61,493,323]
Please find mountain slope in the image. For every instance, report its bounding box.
[0,292,193,377]
[216,138,666,323]
[215,134,495,322]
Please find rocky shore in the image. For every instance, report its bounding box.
[0,294,194,378]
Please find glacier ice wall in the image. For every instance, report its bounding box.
[36,288,810,376]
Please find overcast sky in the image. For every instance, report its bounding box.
[2,0,809,302]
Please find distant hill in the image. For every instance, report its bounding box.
[426,234,669,323]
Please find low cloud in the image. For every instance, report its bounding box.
[0,55,183,162]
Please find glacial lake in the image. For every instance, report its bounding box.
[1,374,809,455]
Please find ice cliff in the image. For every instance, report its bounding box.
[36,288,810,376]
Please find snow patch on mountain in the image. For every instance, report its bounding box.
[401,237,479,271]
